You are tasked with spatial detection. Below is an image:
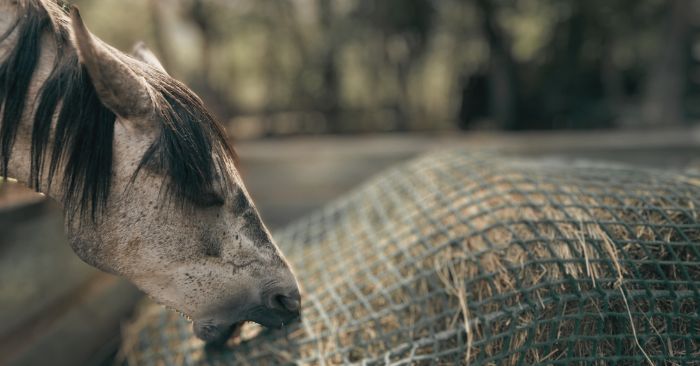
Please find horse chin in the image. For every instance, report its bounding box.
[193,320,244,346]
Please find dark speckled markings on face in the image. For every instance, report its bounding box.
[201,230,222,258]
[241,210,269,246]
[231,188,275,251]
[230,189,251,214]
[228,257,262,276]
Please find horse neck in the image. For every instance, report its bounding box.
[0,3,61,199]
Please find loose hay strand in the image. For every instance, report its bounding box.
[435,256,473,365]
[619,286,655,366]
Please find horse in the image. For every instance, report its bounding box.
[0,0,300,343]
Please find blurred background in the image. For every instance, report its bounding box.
[75,0,700,134]
[2,0,700,365]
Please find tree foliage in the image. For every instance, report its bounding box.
[75,0,696,136]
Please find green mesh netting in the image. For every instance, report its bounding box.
[121,151,700,365]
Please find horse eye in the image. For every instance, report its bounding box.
[196,191,225,208]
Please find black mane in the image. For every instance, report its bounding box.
[0,0,236,220]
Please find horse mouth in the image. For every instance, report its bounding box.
[194,310,300,345]
[248,306,301,329]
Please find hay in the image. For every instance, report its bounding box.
[121,152,700,365]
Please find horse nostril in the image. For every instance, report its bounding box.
[269,290,301,316]
[276,294,300,313]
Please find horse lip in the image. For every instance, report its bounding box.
[255,317,284,328]
[249,308,300,329]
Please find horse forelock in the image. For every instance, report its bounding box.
[0,0,238,222]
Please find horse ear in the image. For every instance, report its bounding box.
[69,6,153,121]
[132,42,168,75]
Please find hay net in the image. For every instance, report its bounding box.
[122,151,700,365]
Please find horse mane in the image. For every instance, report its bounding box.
[0,0,237,221]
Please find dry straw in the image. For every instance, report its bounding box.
[121,152,700,365]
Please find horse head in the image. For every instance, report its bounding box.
[0,0,300,343]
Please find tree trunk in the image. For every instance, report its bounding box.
[642,0,690,127]
[184,0,236,123]
[473,0,518,130]
[148,0,172,71]
[317,0,341,133]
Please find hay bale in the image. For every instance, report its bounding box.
[121,151,700,365]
